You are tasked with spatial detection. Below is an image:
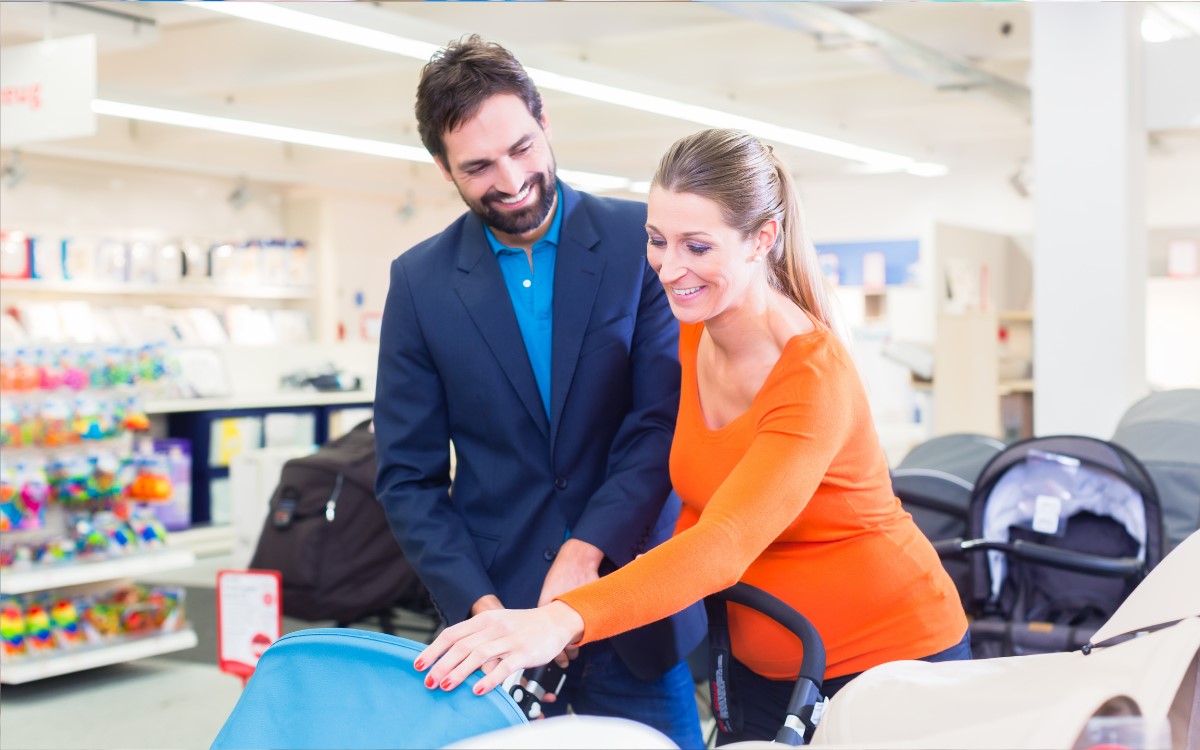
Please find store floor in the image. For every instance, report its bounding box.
[0,553,715,749]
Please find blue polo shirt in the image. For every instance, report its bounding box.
[484,187,562,418]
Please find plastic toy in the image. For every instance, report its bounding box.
[72,396,105,441]
[129,455,172,502]
[37,348,66,391]
[40,397,73,447]
[84,602,121,638]
[130,513,168,546]
[0,604,26,657]
[24,605,55,652]
[50,599,85,647]
[122,396,150,432]
[15,462,49,531]
[11,349,41,392]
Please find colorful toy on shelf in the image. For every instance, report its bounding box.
[128,454,172,502]
[130,513,168,546]
[0,461,45,532]
[48,455,92,505]
[0,465,16,532]
[49,599,85,647]
[84,602,121,639]
[35,537,75,565]
[1,603,27,657]
[39,396,74,447]
[37,348,66,391]
[62,350,89,392]
[72,395,105,441]
[103,347,134,388]
[0,546,14,567]
[74,517,111,557]
[122,396,150,432]
[23,604,55,653]
[11,349,41,392]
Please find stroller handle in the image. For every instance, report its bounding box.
[933,537,1144,578]
[710,582,827,745]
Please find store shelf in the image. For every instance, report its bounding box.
[0,278,310,300]
[146,391,372,414]
[0,549,196,595]
[998,310,1034,323]
[0,627,198,684]
[998,379,1035,396]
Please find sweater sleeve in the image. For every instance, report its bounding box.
[557,346,855,645]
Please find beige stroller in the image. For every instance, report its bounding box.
[449,530,1200,750]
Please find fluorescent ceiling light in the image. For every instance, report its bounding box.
[192,2,946,176]
[91,99,641,193]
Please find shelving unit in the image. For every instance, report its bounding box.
[0,547,199,683]
[0,629,198,685]
[933,310,1034,440]
[0,278,311,300]
[0,548,195,595]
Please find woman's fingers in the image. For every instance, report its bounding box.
[470,656,524,696]
[414,618,481,673]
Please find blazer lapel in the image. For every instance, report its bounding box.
[550,186,604,449]
[454,214,550,439]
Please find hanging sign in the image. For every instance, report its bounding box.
[0,35,97,148]
[217,569,283,683]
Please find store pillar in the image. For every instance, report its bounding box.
[1032,3,1149,438]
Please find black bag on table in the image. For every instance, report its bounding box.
[249,419,430,624]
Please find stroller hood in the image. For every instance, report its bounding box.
[1112,389,1200,553]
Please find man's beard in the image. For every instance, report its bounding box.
[460,168,558,237]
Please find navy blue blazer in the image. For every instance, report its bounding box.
[374,183,706,680]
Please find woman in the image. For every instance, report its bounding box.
[415,129,970,742]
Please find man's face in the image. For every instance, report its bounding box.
[437,94,558,237]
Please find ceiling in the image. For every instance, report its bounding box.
[1,1,1197,199]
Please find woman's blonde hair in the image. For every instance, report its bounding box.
[653,128,842,336]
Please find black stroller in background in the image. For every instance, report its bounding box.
[891,433,1007,605]
[1111,388,1200,554]
[935,435,1164,658]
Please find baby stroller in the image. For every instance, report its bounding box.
[936,435,1164,658]
[813,529,1200,749]
[209,583,828,749]
[891,433,1007,604]
[1112,388,1200,554]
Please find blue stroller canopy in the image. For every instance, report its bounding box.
[210,628,527,750]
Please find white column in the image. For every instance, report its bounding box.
[1032,3,1148,438]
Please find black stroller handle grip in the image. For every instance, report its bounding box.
[710,583,826,685]
[933,537,1144,578]
[710,583,827,746]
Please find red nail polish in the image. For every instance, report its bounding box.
[424,675,435,688]
[440,678,453,690]
[413,659,425,671]
[473,683,485,695]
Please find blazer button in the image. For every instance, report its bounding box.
[543,547,557,562]
[554,476,568,491]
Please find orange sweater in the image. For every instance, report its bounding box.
[559,321,967,680]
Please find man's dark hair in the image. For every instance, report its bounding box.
[415,35,545,165]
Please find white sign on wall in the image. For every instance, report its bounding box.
[0,34,97,148]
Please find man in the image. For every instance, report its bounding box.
[374,36,705,747]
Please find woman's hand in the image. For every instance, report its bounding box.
[413,601,585,696]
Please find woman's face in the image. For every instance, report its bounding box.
[645,187,772,325]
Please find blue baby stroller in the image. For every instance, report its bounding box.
[936,435,1164,658]
[210,583,828,748]
[891,433,1006,604]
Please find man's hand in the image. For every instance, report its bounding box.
[470,594,504,617]
[538,539,604,606]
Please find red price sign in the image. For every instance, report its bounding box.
[216,569,282,683]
